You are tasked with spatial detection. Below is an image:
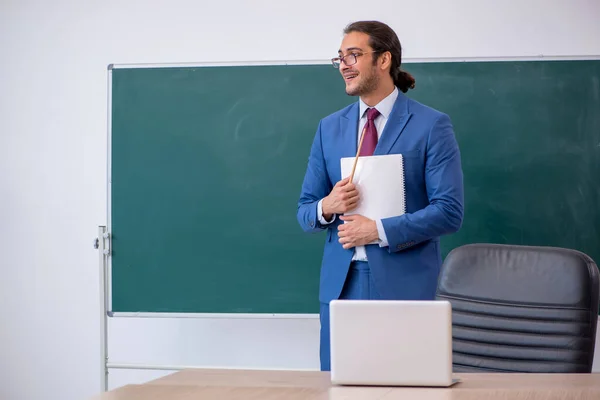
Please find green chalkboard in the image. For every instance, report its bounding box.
[109,60,600,314]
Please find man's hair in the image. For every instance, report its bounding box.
[344,21,415,93]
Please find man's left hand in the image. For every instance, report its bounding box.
[338,214,379,249]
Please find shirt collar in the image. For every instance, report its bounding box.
[359,86,399,120]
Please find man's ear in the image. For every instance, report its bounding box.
[379,51,392,70]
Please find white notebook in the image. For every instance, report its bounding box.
[340,154,406,223]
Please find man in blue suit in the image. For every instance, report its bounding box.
[296,20,464,371]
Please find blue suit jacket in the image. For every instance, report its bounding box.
[297,91,464,304]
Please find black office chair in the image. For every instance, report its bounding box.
[435,243,599,373]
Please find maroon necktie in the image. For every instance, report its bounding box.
[359,107,380,156]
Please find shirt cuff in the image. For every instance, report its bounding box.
[317,199,335,225]
[376,219,389,247]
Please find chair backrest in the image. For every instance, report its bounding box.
[435,243,599,373]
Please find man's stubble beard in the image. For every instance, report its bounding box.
[346,66,380,97]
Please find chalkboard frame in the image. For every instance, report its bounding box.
[107,58,600,316]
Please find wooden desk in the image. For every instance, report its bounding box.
[91,368,600,400]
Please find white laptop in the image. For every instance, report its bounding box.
[329,299,459,387]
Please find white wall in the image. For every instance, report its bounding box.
[1,0,600,399]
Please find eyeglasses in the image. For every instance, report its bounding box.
[331,51,377,68]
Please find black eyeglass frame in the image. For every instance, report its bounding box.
[331,51,379,68]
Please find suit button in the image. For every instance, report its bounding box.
[309,221,314,227]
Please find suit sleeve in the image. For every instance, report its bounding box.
[382,114,464,252]
[297,120,334,233]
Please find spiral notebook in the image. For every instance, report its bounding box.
[340,154,406,228]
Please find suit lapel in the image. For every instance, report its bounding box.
[374,92,413,155]
[340,103,359,158]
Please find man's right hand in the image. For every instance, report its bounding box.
[322,177,360,220]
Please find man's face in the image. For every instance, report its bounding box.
[337,31,379,97]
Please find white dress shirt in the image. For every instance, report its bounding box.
[317,87,398,261]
